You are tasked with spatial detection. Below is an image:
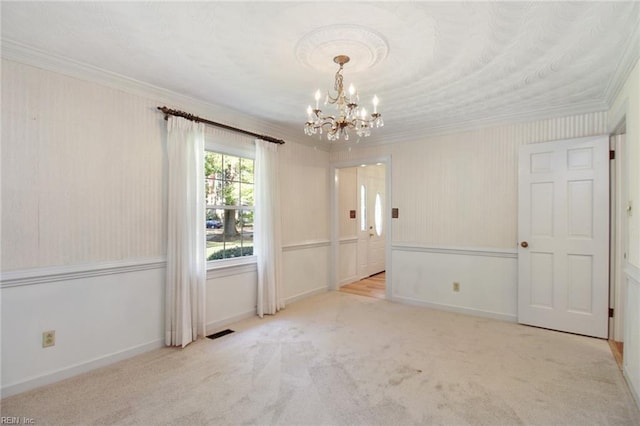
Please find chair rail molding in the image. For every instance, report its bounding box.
[392,244,518,258]
[0,257,166,288]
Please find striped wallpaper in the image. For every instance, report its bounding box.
[2,60,166,270]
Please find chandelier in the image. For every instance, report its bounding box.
[304,55,383,142]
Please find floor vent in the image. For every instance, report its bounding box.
[206,329,235,340]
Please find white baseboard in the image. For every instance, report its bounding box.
[1,338,164,398]
[623,264,640,411]
[285,286,327,305]
[206,310,256,335]
[392,295,517,323]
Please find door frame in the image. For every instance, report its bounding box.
[608,98,628,346]
[330,155,392,299]
[609,119,628,343]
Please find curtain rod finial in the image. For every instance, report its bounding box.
[157,106,170,120]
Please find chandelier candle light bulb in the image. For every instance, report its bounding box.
[304,55,383,142]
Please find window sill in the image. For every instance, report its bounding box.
[206,256,257,279]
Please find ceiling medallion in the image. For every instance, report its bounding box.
[295,25,389,73]
[304,55,383,142]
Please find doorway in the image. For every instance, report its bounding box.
[332,159,391,299]
[357,163,386,279]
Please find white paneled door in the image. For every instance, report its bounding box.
[518,136,609,338]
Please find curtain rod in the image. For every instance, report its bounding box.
[157,106,285,145]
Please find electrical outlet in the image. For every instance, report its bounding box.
[453,282,460,292]
[42,330,55,348]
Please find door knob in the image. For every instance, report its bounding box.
[521,241,529,248]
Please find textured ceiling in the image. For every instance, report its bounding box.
[2,1,639,146]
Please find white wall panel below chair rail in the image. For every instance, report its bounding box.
[282,242,330,303]
[391,246,518,322]
[624,264,640,409]
[1,266,165,398]
[338,239,358,285]
[0,247,331,398]
[206,264,257,335]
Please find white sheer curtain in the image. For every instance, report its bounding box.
[165,116,206,347]
[254,139,284,317]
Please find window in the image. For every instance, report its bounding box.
[360,184,367,231]
[374,192,383,236]
[205,151,254,261]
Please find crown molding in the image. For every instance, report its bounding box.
[0,38,292,142]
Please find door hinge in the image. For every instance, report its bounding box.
[610,150,615,160]
[609,308,614,318]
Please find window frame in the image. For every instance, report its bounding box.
[204,140,257,270]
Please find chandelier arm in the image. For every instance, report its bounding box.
[352,117,374,123]
[316,113,337,122]
[308,117,338,129]
[317,120,337,129]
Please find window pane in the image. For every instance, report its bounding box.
[223,181,240,206]
[360,185,366,231]
[241,185,254,207]
[208,209,236,260]
[206,208,224,260]
[239,210,254,256]
[240,158,254,184]
[205,152,223,205]
[223,155,240,183]
[375,192,383,236]
[205,152,223,177]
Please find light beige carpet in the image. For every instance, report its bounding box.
[2,291,639,425]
